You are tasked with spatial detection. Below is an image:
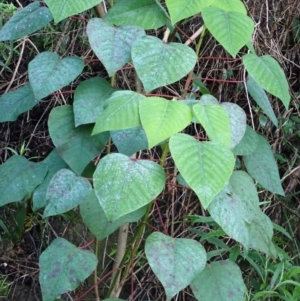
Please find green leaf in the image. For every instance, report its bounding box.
[43,169,92,218]
[80,190,146,240]
[28,52,84,100]
[39,237,97,301]
[0,84,37,122]
[202,7,254,57]
[87,18,145,76]
[166,0,213,24]
[169,133,235,208]
[208,171,277,256]
[105,0,167,30]
[74,77,115,127]
[0,2,53,41]
[111,126,148,156]
[243,54,290,109]
[232,125,258,156]
[132,35,197,92]
[92,91,144,135]
[44,0,102,23]
[0,156,47,206]
[93,153,165,221]
[210,0,247,14]
[193,103,231,147]
[190,260,246,301]
[246,75,278,127]
[48,105,109,174]
[244,134,285,195]
[140,97,192,148]
[145,232,206,299]
[221,102,246,149]
[33,149,69,211]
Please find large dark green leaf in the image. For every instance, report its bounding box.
[48,105,109,174]
[145,232,206,299]
[28,52,84,100]
[93,153,165,221]
[0,156,47,206]
[39,237,97,301]
[0,2,53,41]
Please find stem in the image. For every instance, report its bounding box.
[94,2,106,18]
[94,239,100,301]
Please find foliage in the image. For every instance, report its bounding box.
[0,1,296,301]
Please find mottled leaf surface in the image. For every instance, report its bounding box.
[232,125,258,156]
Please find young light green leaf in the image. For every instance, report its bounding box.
[145,232,206,299]
[210,0,247,14]
[202,7,254,57]
[246,75,278,127]
[132,36,197,92]
[80,190,146,240]
[169,134,235,208]
[111,126,148,156]
[43,169,92,218]
[39,237,97,301]
[0,155,48,206]
[244,134,285,195]
[44,0,102,23]
[0,2,53,41]
[193,103,231,147]
[87,18,145,76]
[92,91,145,135]
[0,84,37,122]
[190,260,246,301]
[28,52,84,100]
[48,105,109,175]
[232,125,258,156]
[93,153,165,221]
[221,102,247,149]
[140,97,192,148]
[33,149,69,211]
[74,77,115,127]
[208,171,277,256]
[166,0,213,24]
[105,0,167,29]
[243,54,290,109]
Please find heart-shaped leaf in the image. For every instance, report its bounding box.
[74,77,115,127]
[246,75,278,127]
[210,0,247,14]
[87,18,145,76]
[39,237,98,301]
[169,133,235,208]
[48,105,109,174]
[0,84,37,122]
[139,97,192,148]
[190,260,246,301]
[0,2,53,41]
[105,0,167,29]
[132,35,197,92]
[145,232,206,299]
[44,169,92,218]
[166,0,213,24]
[202,7,254,57]
[243,54,290,109]
[92,91,145,135]
[193,103,231,147]
[221,102,246,149]
[44,0,102,23]
[232,125,258,156]
[111,126,148,156]
[0,155,48,206]
[33,149,69,211]
[80,190,146,240]
[244,134,285,195]
[93,153,165,221]
[28,52,84,100]
[208,171,276,256]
